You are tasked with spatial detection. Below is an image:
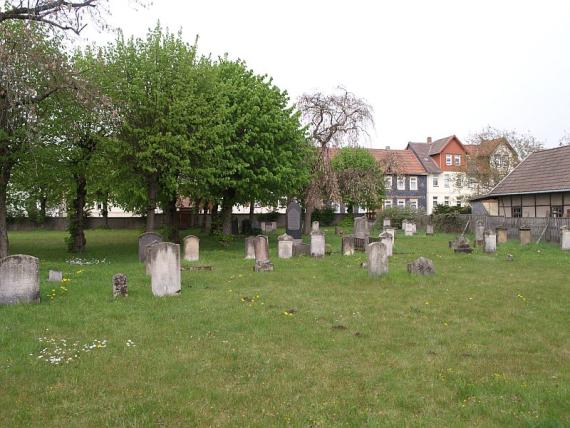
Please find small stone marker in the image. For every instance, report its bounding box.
[561,226,570,251]
[254,235,273,271]
[0,255,40,305]
[245,236,256,259]
[138,232,163,262]
[277,233,294,259]
[48,270,63,282]
[383,218,391,227]
[286,200,302,239]
[311,221,320,232]
[367,242,388,277]
[484,230,497,253]
[496,226,508,244]
[183,235,199,261]
[407,257,435,275]
[341,235,355,256]
[112,273,128,297]
[451,235,473,253]
[310,231,325,258]
[426,224,434,235]
[519,226,532,245]
[475,221,485,246]
[380,232,393,257]
[149,243,181,297]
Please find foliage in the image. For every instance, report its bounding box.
[379,206,425,228]
[311,207,335,226]
[257,211,280,222]
[433,204,471,215]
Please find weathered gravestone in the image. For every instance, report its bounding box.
[380,232,393,257]
[138,232,163,262]
[48,270,63,282]
[112,273,128,297]
[145,242,161,276]
[401,219,408,230]
[475,221,485,246]
[254,235,273,271]
[561,226,570,251]
[407,257,435,275]
[384,227,396,247]
[148,243,181,297]
[244,236,256,259]
[496,225,508,244]
[341,235,355,256]
[426,224,434,236]
[312,221,320,233]
[519,226,532,245]
[286,200,302,239]
[293,242,311,256]
[310,231,325,258]
[0,255,40,305]
[183,235,199,261]
[367,242,388,277]
[354,216,369,238]
[261,222,277,233]
[411,222,417,233]
[484,230,497,253]
[383,218,391,227]
[450,235,473,253]
[277,233,294,259]
[404,221,414,236]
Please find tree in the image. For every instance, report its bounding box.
[297,87,374,233]
[468,126,543,160]
[559,131,570,146]
[332,147,384,213]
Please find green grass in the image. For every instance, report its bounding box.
[1,227,569,427]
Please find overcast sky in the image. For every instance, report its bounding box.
[83,0,570,149]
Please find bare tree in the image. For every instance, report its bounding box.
[559,131,570,146]
[297,87,374,233]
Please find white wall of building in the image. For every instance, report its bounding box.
[426,171,473,214]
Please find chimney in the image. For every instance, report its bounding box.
[427,137,432,144]
[385,146,390,150]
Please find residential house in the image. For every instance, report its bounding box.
[471,145,570,217]
[407,135,472,213]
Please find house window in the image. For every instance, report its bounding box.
[409,199,418,210]
[397,176,405,190]
[446,154,453,166]
[512,207,522,218]
[494,154,502,167]
[409,176,418,191]
[433,177,439,187]
[397,199,405,208]
[454,154,461,166]
[552,206,563,217]
[444,174,450,188]
[444,196,450,206]
[384,176,393,189]
[384,199,392,209]
[432,196,438,206]
[456,201,461,207]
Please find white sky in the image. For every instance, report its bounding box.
[82,0,570,149]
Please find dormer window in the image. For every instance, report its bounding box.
[445,154,452,166]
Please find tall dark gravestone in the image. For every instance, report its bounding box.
[286,200,302,239]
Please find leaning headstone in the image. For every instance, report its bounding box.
[496,226,508,244]
[149,243,181,297]
[278,233,294,259]
[254,235,273,271]
[519,226,532,245]
[561,226,570,251]
[310,231,325,258]
[311,221,320,233]
[484,230,497,253]
[383,218,391,227]
[475,221,485,246]
[407,257,435,275]
[112,273,128,297]
[48,270,63,282]
[0,255,40,305]
[380,232,393,257]
[426,224,434,236]
[286,200,302,239]
[138,232,163,262]
[341,235,355,256]
[244,236,256,259]
[183,235,199,261]
[367,242,388,277]
[354,216,369,238]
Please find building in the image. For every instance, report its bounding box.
[407,135,473,213]
[471,145,570,217]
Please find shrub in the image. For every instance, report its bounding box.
[378,207,425,228]
[311,207,335,226]
[257,211,280,222]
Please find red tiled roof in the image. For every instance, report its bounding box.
[368,149,427,175]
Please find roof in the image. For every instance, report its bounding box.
[368,149,427,175]
[464,137,517,158]
[427,136,455,155]
[406,142,442,174]
[472,145,570,200]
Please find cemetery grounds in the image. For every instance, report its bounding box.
[1,228,569,427]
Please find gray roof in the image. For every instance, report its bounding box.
[407,142,442,174]
[472,145,570,200]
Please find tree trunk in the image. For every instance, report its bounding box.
[102,199,109,228]
[303,203,314,235]
[39,195,47,223]
[0,89,11,258]
[0,169,10,259]
[145,174,158,232]
[69,173,87,253]
[221,197,233,236]
[164,195,179,243]
[249,200,255,227]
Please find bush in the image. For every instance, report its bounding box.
[378,207,425,229]
[257,211,280,222]
[433,204,471,215]
[311,207,335,226]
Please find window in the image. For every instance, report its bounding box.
[409,199,418,210]
[432,196,438,206]
[409,176,418,191]
[397,199,406,208]
[512,207,522,218]
[444,196,450,206]
[397,176,405,190]
[433,177,439,187]
[96,203,102,210]
[552,206,563,217]
[444,174,450,188]
[384,176,393,188]
[384,199,392,209]
[494,154,502,167]
[456,201,461,207]
[454,154,461,166]
[446,154,452,166]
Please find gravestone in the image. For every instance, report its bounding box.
[244,236,256,259]
[384,227,396,247]
[426,224,434,235]
[341,235,355,256]
[411,222,417,234]
[277,233,294,259]
[0,255,40,305]
[404,221,414,236]
[367,242,388,277]
[149,243,181,297]
[293,242,311,256]
[261,222,277,233]
[401,219,408,230]
[519,226,532,245]
[484,230,497,253]
[496,226,508,244]
[407,257,435,275]
[451,235,473,253]
[145,242,161,276]
[112,273,128,297]
[138,232,163,262]
[561,226,570,251]
[380,232,393,257]
[48,270,63,282]
[475,221,485,246]
[286,200,302,239]
[354,216,369,238]
[312,221,320,233]
[183,235,200,261]
[310,231,325,258]
[254,235,273,271]
[383,218,391,227]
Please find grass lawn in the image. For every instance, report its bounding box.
[1,227,569,427]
